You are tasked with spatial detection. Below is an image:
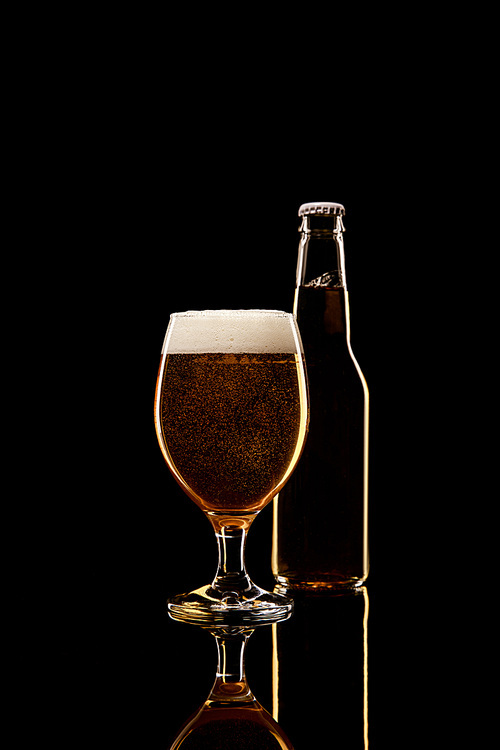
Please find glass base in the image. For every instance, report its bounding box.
[168,583,293,626]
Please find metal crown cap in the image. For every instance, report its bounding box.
[298,202,345,216]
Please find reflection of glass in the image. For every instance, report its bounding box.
[155,310,309,624]
[272,587,368,748]
[170,620,294,749]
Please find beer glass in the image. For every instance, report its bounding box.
[154,310,309,624]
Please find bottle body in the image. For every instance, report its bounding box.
[272,204,369,589]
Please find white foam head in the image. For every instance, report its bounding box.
[162,309,301,354]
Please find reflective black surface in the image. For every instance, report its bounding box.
[20,480,419,748]
[165,588,369,748]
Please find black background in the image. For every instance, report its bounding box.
[19,178,437,747]
[12,11,489,748]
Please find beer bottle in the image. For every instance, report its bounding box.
[272,201,369,589]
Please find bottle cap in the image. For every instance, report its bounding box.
[298,202,345,216]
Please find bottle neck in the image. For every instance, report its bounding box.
[293,213,351,340]
[294,285,351,340]
[295,213,347,291]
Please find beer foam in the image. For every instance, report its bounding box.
[162,309,301,354]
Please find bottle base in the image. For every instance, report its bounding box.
[274,574,368,593]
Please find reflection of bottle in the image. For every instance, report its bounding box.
[272,588,368,749]
[171,626,294,749]
[273,202,369,589]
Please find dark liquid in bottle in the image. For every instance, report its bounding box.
[273,286,369,588]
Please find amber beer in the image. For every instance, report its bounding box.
[155,311,308,516]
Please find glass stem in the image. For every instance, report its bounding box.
[212,524,255,595]
[208,629,255,703]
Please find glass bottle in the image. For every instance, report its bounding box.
[272,201,369,589]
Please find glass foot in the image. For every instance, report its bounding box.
[168,583,293,626]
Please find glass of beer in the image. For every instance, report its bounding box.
[154,310,309,624]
